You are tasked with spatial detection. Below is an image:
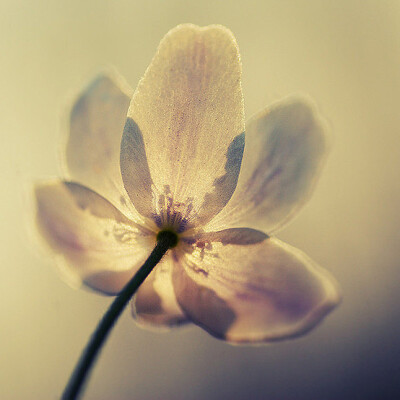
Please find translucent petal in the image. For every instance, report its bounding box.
[132,255,188,328]
[206,96,330,234]
[121,24,245,227]
[173,229,341,343]
[65,71,141,221]
[35,180,154,293]
[84,268,145,296]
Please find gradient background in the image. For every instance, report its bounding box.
[2,1,400,399]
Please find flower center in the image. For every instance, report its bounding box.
[156,229,179,248]
[153,186,194,233]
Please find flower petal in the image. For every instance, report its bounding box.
[121,24,245,226]
[206,96,330,234]
[132,255,188,328]
[35,180,154,294]
[84,268,145,296]
[65,71,140,221]
[173,229,340,343]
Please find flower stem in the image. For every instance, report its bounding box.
[61,230,178,400]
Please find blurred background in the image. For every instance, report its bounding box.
[1,0,400,399]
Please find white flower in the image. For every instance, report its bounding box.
[35,24,341,344]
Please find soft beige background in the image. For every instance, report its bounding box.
[2,1,399,399]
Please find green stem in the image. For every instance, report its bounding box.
[61,230,178,400]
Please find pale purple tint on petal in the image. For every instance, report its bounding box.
[121,24,245,228]
[65,71,141,222]
[132,255,189,328]
[207,96,330,234]
[173,229,340,343]
[35,180,154,292]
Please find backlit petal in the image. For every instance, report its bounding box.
[35,180,154,294]
[173,229,340,343]
[206,96,330,234]
[65,71,140,221]
[121,24,245,227]
[132,255,188,328]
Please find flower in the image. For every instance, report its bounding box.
[34,24,341,344]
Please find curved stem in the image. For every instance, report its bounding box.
[61,231,178,400]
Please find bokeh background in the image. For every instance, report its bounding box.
[2,1,400,399]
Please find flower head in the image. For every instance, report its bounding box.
[35,24,340,343]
